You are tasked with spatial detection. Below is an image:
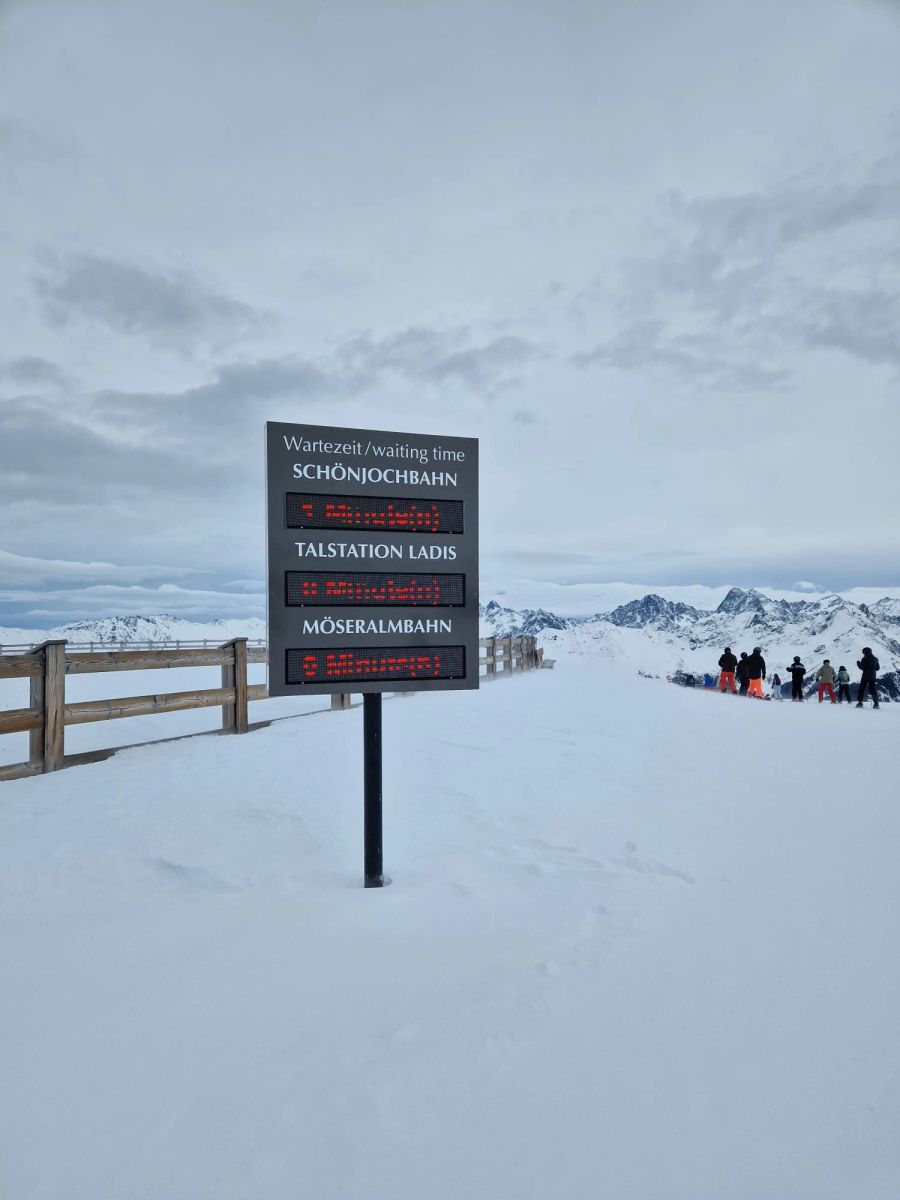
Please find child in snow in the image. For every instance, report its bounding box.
[836,666,852,704]
[771,672,783,700]
[736,652,751,695]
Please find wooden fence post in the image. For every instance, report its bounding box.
[29,639,67,772]
[488,637,497,677]
[221,638,248,733]
[28,648,45,773]
[331,693,352,710]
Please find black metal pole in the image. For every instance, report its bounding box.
[363,692,384,887]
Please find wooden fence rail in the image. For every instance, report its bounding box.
[0,635,543,782]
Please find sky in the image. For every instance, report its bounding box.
[1,0,899,625]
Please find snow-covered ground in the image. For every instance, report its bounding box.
[2,660,899,1199]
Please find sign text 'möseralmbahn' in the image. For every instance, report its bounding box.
[266,422,479,696]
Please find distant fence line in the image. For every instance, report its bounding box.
[0,636,544,783]
[0,638,268,655]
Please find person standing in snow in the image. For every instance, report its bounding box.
[786,656,806,701]
[836,665,852,704]
[718,647,738,693]
[735,651,751,695]
[771,672,783,700]
[746,647,766,698]
[816,660,836,703]
[855,648,881,709]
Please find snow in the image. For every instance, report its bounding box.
[2,661,899,1199]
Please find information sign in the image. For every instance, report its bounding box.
[266,422,479,697]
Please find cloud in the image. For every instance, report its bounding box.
[338,326,545,391]
[573,147,900,383]
[0,402,226,503]
[33,252,271,353]
[790,286,900,368]
[667,170,900,260]
[0,316,536,573]
[89,325,542,449]
[0,548,199,587]
[0,356,70,388]
[573,320,790,391]
[0,582,265,626]
[88,357,337,453]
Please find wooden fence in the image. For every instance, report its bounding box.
[0,635,543,782]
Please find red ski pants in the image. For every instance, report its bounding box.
[748,677,764,698]
[818,682,835,702]
[720,671,736,692]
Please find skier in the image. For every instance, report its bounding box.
[786,656,806,701]
[771,672,783,700]
[855,648,881,709]
[718,647,738,693]
[735,652,751,695]
[836,665,852,704]
[746,647,766,698]
[816,660,836,703]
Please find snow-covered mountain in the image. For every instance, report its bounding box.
[481,587,900,698]
[0,614,267,648]
[479,600,569,639]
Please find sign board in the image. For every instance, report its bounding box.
[266,422,479,696]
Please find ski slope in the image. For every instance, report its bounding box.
[1,663,899,1199]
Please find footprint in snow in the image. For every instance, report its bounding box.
[616,852,694,885]
[150,857,241,893]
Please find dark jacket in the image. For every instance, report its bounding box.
[786,663,806,681]
[735,657,750,683]
[857,652,880,680]
[718,651,737,672]
[746,651,766,680]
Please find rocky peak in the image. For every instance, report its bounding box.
[715,587,769,616]
[605,594,703,630]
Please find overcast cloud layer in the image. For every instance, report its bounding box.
[1,0,899,624]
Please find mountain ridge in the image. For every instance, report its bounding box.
[479,588,900,698]
[2,590,897,697]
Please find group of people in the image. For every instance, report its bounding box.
[716,647,882,707]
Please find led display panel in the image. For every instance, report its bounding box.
[286,646,466,685]
[285,571,465,608]
[286,492,464,534]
